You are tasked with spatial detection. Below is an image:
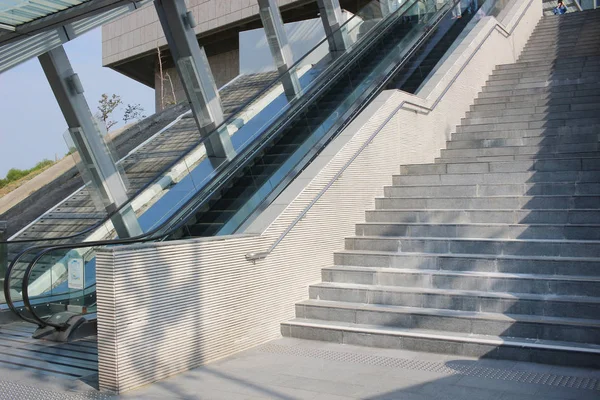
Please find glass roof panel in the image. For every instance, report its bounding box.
[0,0,88,29]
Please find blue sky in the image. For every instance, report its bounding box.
[0,27,155,178]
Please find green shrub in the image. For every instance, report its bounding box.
[0,159,56,189]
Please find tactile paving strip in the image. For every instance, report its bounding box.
[0,381,114,400]
[259,343,600,391]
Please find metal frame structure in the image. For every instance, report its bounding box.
[316,0,349,54]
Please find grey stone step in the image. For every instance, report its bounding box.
[473,91,600,106]
[461,113,600,128]
[489,68,600,82]
[308,282,600,319]
[490,64,600,79]
[355,222,600,240]
[451,126,600,141]
[482,78,600,93]
[476,86,600,101]
[447,135,600,149]
[333,250,600,276]
[376,195,599,209]
[522,40,600,53]
[344,236,600,258]
[440,144,600,158]
[520,51,600,63]
[294,299,600,344]
[365,209,600,224]
[495,56,600,71]
[391,171,600,186]
[281,318,600,368]
[435,151,600,164]
[400,158,600,175]
[321,266,600,297]
[466,104,600,119]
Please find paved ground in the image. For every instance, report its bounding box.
[1,337,599,399]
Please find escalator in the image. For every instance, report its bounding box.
[2,0,495,337]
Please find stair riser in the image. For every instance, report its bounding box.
[322,269,600,297]
[476,87,600,101]
[522,41,600,53]
[483,79,600,93]
[401,158,600,175]
[281,325,600,368]
[495,56,600,71]
[376,196,599,210]
[295,304,600,344]
[489,69,600,82]
[365,210,600,225]
[466,105,600,119]
[474,93,600,107]
[436,152,600,164]
[462,111,600,126]
[391,171,600,186]
[441,144,600,156]
[383,183,600,198]
[520,51,600,63]
[309,286,600,320]
[355,223,600,240]
[333,252,600,276]
[345,237,600,258]
[448,136,600,149]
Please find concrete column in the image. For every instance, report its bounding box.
[257,0,301,100]
[316,0,349,54]
[154,0,235,161]
[39,46,142,239]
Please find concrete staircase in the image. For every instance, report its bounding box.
[282,10,600,367]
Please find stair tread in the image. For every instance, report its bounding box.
[335,249,600,260]
[296,300,600,327]
[357,222,600,228]
[284,318,600,353]
[323,265,600,282]
[348,235,600,244]
[312,281,600,303]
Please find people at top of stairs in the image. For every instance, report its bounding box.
[554,0,568,14]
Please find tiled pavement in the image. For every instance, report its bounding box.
[1,338,598,399]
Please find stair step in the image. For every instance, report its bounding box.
[400,158,600,175]
[309,282,600,319]
[376,195,599,209]
[383,183,600,198]
[333,250,600,276]
[440,145,600,158]
[448,135,600,149]
[391,171,600,186]
[475,86,600,101]
[482,77,600,92]
[451,126,600,141]
[354,222,600,240]
[494,56,600,71]
[294,300,600,344]
[365,209,600,224]
[462,110,600,126]
[345,236,600,258]
[466,104,600,119]
[473,91,600,106]
[281,319,600,368]
[435,151,600,164]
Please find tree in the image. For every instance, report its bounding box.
[97,93,122,131]
[123,104,146,124]
[156,44,178,110]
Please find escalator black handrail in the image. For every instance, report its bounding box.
[0,1,386,248]
[9,0,426,328]
[19,0,464,330]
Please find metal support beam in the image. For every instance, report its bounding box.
[38,46,142,239]
[154,0,234,161]
[0,221,6,281]
[316,0,349,54]
[257,0,301,100]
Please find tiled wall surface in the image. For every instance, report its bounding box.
[102,0,306,66]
